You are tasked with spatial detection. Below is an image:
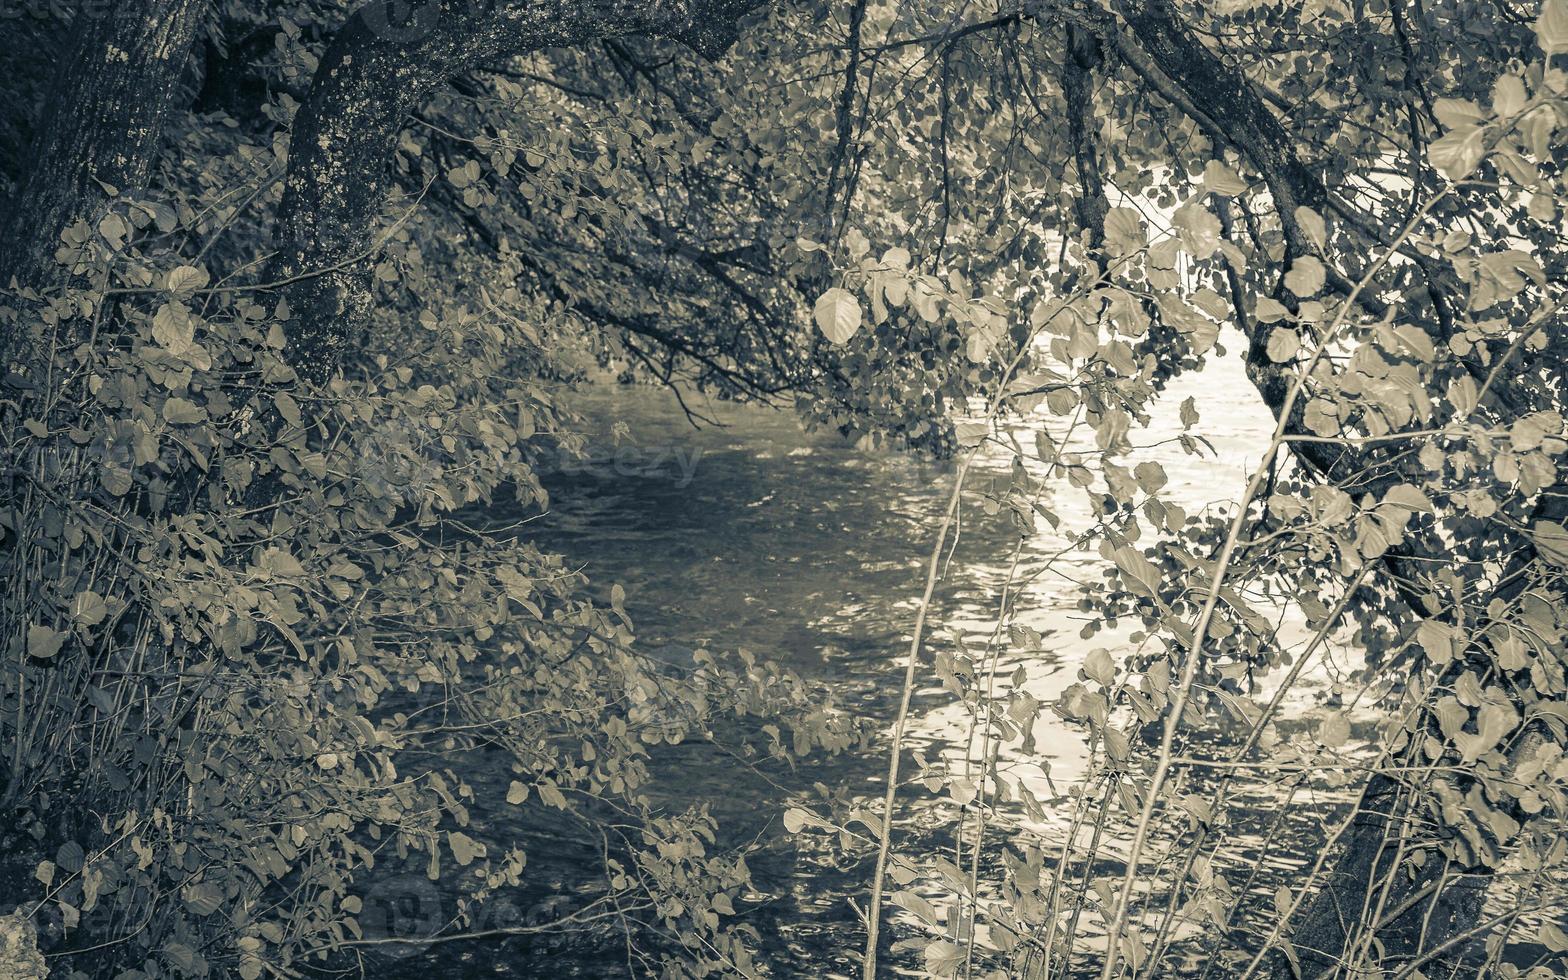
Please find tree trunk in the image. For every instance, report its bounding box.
[1111,0,1326,248]
[0,0,205,301]
[1271,484,1568,980]
[1060,24,1106,266]
[1282,774,1489,978]
[269,0,765,384]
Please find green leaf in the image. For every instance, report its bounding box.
[162,397,206,425]
[1532,520,1568,565]
[1266,328,1301,362]
[274,391,302,428]
[948,776,978,806]
[152,303,194,355]
[1447,375,1479,416]
[165,264,210,297]
[1156,295,1218,354]
[1541,921,1568,954]
[1035,427,1057,464]
[1430,126,1486,181]
[261,548,308,578]
[892,888,938,924]
[184,882,225,917]
[97,212,127,243]
[1304,398,1342,438]
[1510,411,1563,452]
[447,831,486,866]
[1355,513,1395,558]
[1173,202,1222,259]
[923,939,964,977]
[1538,0,1568,53]
[1095,407,1130,452]
[28,624,66,660]
[1293,207,1326,250]
[70,590,108,628]
[1104,206,1146,256]
[1112,545,1162,598]
[1083,647,1116,687]
[1390,324,1436,363]
[143,201,178,233]
[447,160,481,189]
[1254,297,1290,323]
[164,941,205,976]
[1273,886,1292,916]
[100,463,132,496]
[1283,256,1325,296]
[538,781,567,808]
[1202,160,1248,196]
[844,227,870,259]
[1435,696,1468,737]
[1434,98,1486,129]
[1134,461,1167,493]
[1492,74,1527,118]
[1382,483,1434,516]
[955,421,989,448]
[1416,620,1460,665]
[506,780,528,805]
[1454,701,1518,762]
[813,287,862,345]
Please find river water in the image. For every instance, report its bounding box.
[371,347,1368,977]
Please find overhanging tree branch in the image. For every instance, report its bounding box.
[269,0,768,384]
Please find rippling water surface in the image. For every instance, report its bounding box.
[373,347,1370,977]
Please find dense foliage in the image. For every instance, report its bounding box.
[2,0,1568,978]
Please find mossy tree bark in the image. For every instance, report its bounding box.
[0,0,206,358]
